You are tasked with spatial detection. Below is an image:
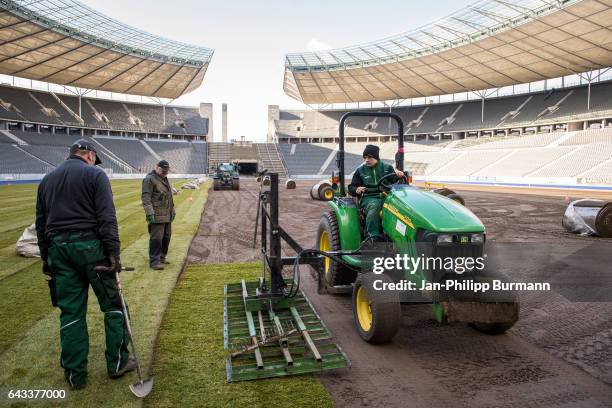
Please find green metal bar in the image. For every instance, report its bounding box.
[241,280,263,369]
[258,310,267,342]
[290,306,322,362]
[268,306,293,367]
[231,354,349,381]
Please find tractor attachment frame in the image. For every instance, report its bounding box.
[224,173,350,381]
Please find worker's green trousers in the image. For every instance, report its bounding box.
[360,195,384,238]
[47,234,130,387]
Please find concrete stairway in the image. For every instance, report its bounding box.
[255,143,287,177]
[208,142,232,173]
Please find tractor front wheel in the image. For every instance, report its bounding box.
[316,212,356,286]
[232,179,240,190]
[352,273,401,344]
[213,179,220,190]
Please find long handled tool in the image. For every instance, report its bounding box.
[95,266,154,398]
[252,169,268,248]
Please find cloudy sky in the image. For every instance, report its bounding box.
[81,0,474,141]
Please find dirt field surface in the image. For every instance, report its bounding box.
[189,179,612,408]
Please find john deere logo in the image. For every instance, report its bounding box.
[460,236,469,244]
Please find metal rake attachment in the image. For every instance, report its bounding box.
[224,280,349,381]
[229,321,300,358]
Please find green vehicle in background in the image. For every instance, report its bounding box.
[316,112,519,344]
[213,162,240,191]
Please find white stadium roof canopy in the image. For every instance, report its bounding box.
[0,0,214,99]
[284,0,612,104]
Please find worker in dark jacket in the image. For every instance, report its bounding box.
[142,160,175,270]
[35,139,135,390]
[348,144,404,239]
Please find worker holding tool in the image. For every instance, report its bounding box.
[348,144,404,240]
[35,139,135,390]
[141,160,175,270]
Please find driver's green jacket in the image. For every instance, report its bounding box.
[348,161,395,198]
[348,161,395,237]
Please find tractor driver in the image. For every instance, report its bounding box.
[348,144,404,240]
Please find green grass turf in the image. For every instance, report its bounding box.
[0,179,210,407]
[144,262,334,408]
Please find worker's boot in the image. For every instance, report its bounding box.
[68,380,86,390]
[150,262,164,270]
[110,357,137,379]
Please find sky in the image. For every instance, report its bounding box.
[82,0,474,141]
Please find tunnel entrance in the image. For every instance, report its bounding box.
[237,161,258,175]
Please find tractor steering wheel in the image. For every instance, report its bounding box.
[377,172,407,191]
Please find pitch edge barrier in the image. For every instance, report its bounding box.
[0,174,208,185]
[414,176,612,191]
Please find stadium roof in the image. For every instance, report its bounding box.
[0,0,214,98]
[284,0,612,104]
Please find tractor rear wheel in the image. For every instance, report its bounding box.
[316,212,356,286]
[353,273,401,344]
[213,179,220,190]
[447,193,465,206]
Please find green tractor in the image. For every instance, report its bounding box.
[213,162,240,191]
[316,112,519,344]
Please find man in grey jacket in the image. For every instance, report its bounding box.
[142,160,175,270]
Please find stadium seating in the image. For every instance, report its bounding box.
[0,86,59,124]
[403,151,461,174]
[10,130,80,147]
[92,137,158,172]
[432,151,509,176]
[278,143,333,175]
[560,128,612,145]
[473,147,575,177]
[146,140,208,174]
[18,145,69,167]
[582,158,612,181]
[0,145,50,174]
[0,85,209,136]
[530,144,612,178]
[0,131,16,144]
[324,151,361,175]
[275,81,612,141]
[463,132,565,150]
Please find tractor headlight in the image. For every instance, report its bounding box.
[470,233,484,244]
[436,234,453,245]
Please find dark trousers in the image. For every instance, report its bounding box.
[148,222,171,265]
[48,235,130,385]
